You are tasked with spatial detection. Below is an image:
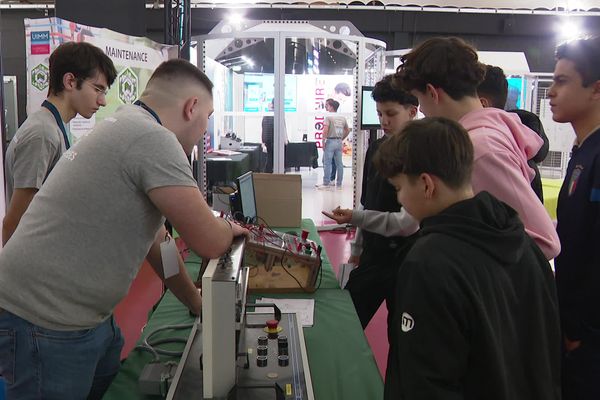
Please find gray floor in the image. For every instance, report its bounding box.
[296,167,355,226]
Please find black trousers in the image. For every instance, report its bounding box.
[264,141,274,173]
[562,330,600,399]
[344,236,416,329]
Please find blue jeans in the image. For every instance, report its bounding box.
[330,160,337,181]
[323,138,343,185]
[0,310,123,400]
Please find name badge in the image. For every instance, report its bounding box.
[160,235,180,279]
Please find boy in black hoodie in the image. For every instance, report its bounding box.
[375,117,561,400]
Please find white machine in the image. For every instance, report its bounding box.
[165,237,314,400]
[220,133,242,150]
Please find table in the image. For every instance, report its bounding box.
[238,144,263,172]
[286,142,319,169]
[206,152,250,187]
[103,219,383,400]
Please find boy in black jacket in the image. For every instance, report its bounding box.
[375,117,561,400]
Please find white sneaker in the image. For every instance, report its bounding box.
[315,183,333,190]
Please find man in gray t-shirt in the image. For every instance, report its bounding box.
[0,59,247,399]
[316,98,350,188]
[3,42,116,245]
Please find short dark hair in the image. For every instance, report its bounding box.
[148,58,214,95]
[396,37,486,100]
[372,75,418,107]
[326,98,340,111]
[334,82,351,96]
[477,65,508,109]
[374,117,473,189]
[556,36,600,87]
[48,42,117,96]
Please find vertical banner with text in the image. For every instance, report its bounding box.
[307,74,354,162]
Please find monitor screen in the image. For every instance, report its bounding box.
[243,73,298,112]
[360,86,380,130]
[236,172,257,223]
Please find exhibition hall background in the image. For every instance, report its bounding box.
[2,2,600,125]
[0,0,597,384]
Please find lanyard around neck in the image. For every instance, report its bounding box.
[41,100,70,150]
[134,100,162,125]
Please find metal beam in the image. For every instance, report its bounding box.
[2,3,600,16]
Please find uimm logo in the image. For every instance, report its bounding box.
[31,31,50,55]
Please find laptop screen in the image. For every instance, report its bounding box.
[236,172,257,223]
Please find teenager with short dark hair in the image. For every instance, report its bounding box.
[376,117,561,400]
[3,42,117,244]
[322,75,419,328]
[477,65,508,109]
[396,36,560,260]
[549,35,600,400]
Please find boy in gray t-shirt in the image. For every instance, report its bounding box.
[0,59,247,400]
[3,42,116,245]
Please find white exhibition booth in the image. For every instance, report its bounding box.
[193,20,387,206]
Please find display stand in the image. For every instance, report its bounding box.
[193,20,386,208]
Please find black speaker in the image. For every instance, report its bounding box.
[55,0,146,37]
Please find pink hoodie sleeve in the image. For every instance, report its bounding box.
[504,111,544,162]
[471,148,561,260]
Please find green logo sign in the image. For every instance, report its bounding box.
[31,64,49,91]
[118,67,138,104]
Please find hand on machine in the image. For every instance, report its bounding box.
[223,216,251,238]
[217,211,323,293]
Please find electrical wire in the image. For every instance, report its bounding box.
[247,216,323,293]
[134,323,194,363]
[190,211,324,292]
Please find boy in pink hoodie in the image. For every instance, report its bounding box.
[396,37,560,260]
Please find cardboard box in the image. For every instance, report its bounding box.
[253,173,301,227]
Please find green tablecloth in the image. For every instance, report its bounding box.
[103,219,382,399]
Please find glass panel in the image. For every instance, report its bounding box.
[201,36,275,195]
[283,37,357,198]
[353,42,386,208]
